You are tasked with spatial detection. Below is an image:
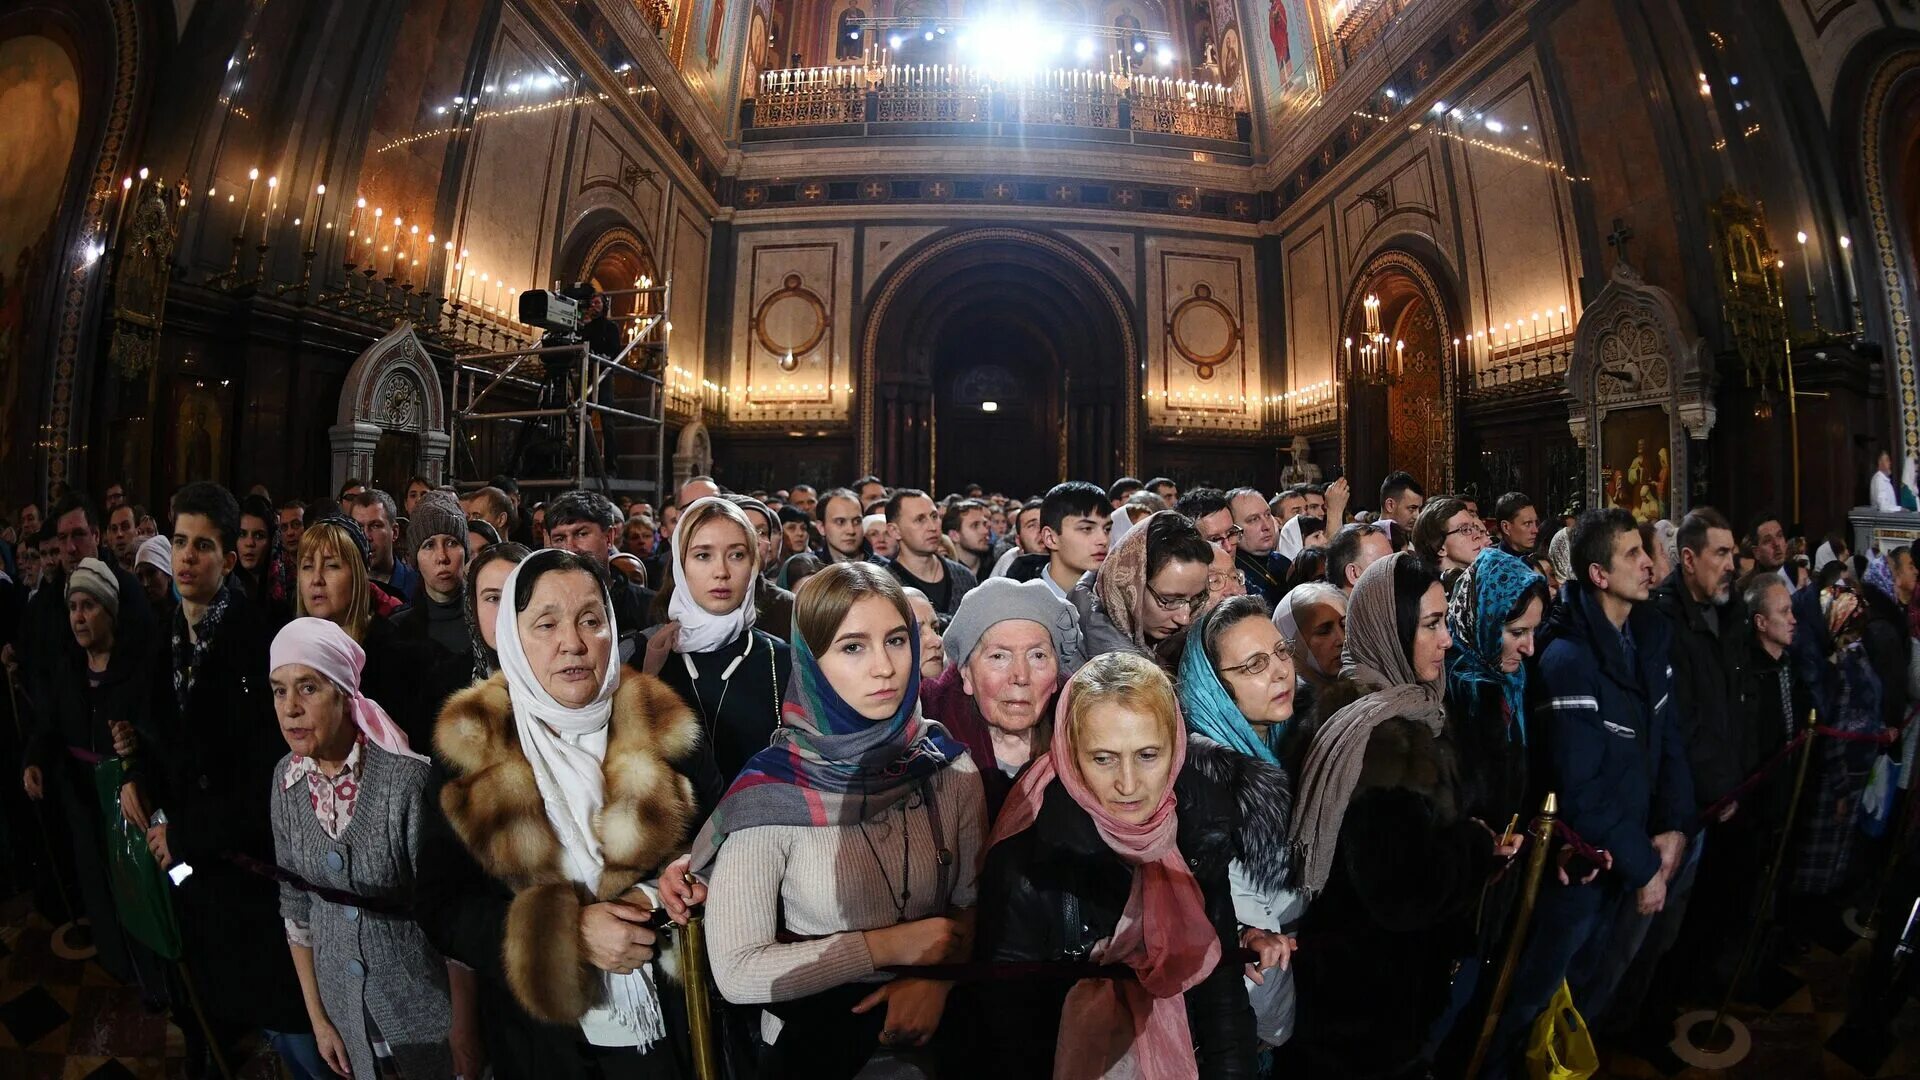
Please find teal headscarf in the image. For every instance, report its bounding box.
[1177,603,1283,764]
[1445,547,1544,745]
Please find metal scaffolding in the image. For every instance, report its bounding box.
[446,299,670,498]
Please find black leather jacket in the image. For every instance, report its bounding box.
[970,760,1256,1078]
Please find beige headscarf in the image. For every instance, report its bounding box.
[1094,510,1169,648]
[1288,551,1448,896]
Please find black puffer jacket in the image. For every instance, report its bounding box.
[971,745,1256,1078]
[1650,571,1753,815]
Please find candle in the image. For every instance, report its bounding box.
[456,249,469,302]
[347,198,364,259]
[308,184,327,250]
[478,272,489,310]
[369,207,382,262]
[239,168,258,237]
[407,224,419,284]
[1559,305,1569,334]
[261,175,278,243]
[112,176,133,243]
[1796,231,1814,294]
[1839,235,1858,307]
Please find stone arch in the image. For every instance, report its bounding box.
[857,227,1140,484]
[1565,259,1712,521]
[674,420,714,488]
[562,218,661,322]
[328,323,450,495]
[1337,245,1461,493]
[1847,44,1920,463]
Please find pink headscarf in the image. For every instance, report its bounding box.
[269,617,426,763]
[988,663,1221,1080]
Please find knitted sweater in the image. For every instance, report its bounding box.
[704,756,987,1005]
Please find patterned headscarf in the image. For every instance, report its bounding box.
[1446,548,1544,745]
[1177,603,1283,764]
[1095,510,1179,648]
[1548,527,1573,585]
[687,602,966,874]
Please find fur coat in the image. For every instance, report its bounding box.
[433,667,701,1025]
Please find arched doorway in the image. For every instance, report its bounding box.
[1338,249,1457,497]
[576,226,660,324]
[860,229,1138,492]
[1854,46,1920,464]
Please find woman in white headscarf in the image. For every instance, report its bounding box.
[419,548,711,1078]
[1273,582,1347,771]
[640,497,792,788]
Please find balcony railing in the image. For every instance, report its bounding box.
[746,65,1245,143]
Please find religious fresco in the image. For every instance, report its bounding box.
[1248,0,1316,146]
[1599,404,1671,524]
[0,34,82,481]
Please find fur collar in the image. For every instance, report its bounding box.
[435,667,701,900]
[1184,738,1293,897]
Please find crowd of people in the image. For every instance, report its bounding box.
[4,462,1914,1079]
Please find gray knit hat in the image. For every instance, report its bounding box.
[406,491,468,557]
[942,576,1082,672]
[66,557,119,621]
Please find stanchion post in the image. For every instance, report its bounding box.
[1465,791,1558,1078]
[681,909,722,1080]
[1678,708,1820,1064]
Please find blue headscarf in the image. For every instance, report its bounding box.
[1445,548,1544,745]
[1177,603,1283,764]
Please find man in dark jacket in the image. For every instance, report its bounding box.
[1228,486,1290,604]
[1485,508,1694,1076]
[1602,507,1749,1036]
[142,482,309,1073]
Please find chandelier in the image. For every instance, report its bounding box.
[1345,293,1403,386]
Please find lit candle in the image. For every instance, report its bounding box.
[347,198,364,253]
[1559,305,1569,334]
[1839,235,1858,307]
[370,207,383,262]
[1531,311,1542,341]
[478,272,489,310]
[307,184,327,250]
[407,225,419,284]
[113,177,133,242]
[239,168,258,237]
[261,175,278,243]
[456,249,470,302]
[1796,231,1814,294]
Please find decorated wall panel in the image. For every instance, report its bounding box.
[667,201,712,376]
[1147,237,1260,431]
[729,228,855,423]
[861,225,943,297]
[1283,222,1335,389]
[1057,228,1139,304]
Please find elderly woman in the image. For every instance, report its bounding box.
[21,558,153,986]
[1178,595,1302,1051]
[973,651,1256,1078]
[921,577,1079,816]
[1272,582,1348,767]
[134,533,175,619]
[1069,510,1214,669]
[663,562,986,1078]
[268,618,452,1078]
[419,548,709,1077]
[640,497,792,788]
[904,588,948,681]
[1282,553,1516,1078]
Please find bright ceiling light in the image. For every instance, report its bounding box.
[981,401,999,412]
[1485,119,1503,132]
[1077,39,1095,60]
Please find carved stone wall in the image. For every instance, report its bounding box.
[329,323,451,493]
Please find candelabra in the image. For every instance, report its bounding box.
[1343,294,1404,387]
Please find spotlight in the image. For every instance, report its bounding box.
[850,30,860,39]
[890,34,903,48]
[1384,88,1396,99]
[981,401,999,412]
[925,30,934,40]
[1485,119,1503,132]
[1077,39,1095,60]
[1133,41,1146,54]
[1156,47,1172,66]
[1432,100,1446,113]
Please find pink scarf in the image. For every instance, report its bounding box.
[988,673,1221,1079]
[270,617,427,763]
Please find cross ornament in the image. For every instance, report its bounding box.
[1606,218,1634,267]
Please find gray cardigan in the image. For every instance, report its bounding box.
[270,741,452,1079]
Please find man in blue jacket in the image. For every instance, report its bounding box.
[1481,507,1694,1076]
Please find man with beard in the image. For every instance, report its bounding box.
[943,498,994,577]
[1748,511,1790,586]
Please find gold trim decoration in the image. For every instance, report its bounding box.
[1337,248,1459,490]
[1860,49,1920,464]
[1166,282,1241,380]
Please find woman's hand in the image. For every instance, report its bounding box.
[863,916,966,968]
[21,766,42,801]
[146,823,171,869]
[658,853,706,925]
[851,977,953,1048]
[1554,844,1611,886]
[313,1017,353,1076]
[110,720,138,758]
[119,781,150,831]
[641,622,680,676]
[579,900,658,974]
[1474,818,1525,861]
[1239,927,1296,986]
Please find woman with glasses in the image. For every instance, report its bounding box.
[1282,553,1519,1078]
[1177,595,1303,1051]
[1068,510,1215,671]
[1411,497,1489,589]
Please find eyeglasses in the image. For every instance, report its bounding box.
[1219,641,1294,678]
[1448,522,1490,541]
[1145,582,1209,613]
[1205,523,1245,544]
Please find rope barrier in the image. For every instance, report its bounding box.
[885,948,1261,983]
[218,850,411,916]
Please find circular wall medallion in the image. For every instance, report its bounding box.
[1167,283,1241,379]
[752,272,829,361]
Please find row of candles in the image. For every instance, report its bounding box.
[759,64,1234,103]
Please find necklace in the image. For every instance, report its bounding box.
[682,633,753,734]
[857,789,914,918]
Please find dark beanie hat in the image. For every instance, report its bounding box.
[406,492,467,556]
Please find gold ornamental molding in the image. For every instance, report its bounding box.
[1337,247,1460,491]
[751,272,830,361]
[1859,49,1920,464]
[1166,282,1242,380]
